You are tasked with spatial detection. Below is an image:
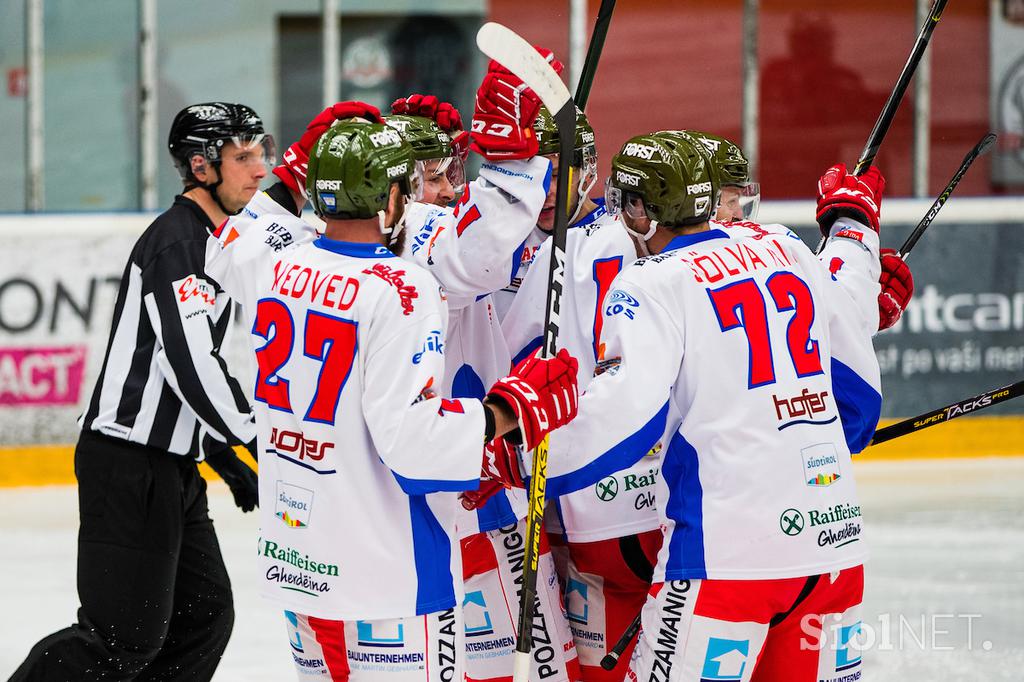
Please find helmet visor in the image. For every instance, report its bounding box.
[414,157,464,206]
[717,182,760,222]
[219,133,277,171]
[604,177,647,221]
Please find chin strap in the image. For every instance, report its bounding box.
[567,169,599,226]
[379,198,411,248]
[624,218,658,257]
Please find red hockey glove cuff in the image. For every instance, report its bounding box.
[878,248,913,331]
[470,46,561,162]
[816,163,886,236]
[486,348,579,449]
[273,101,384,198]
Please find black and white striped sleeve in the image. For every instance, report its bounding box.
[141,239,256,446]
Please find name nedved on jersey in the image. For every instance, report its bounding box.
[271,259,360,310]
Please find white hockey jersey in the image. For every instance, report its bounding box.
[206,191,487,620]
[401,157,552,536]
[545,219,882,581]
[502,202,677,543]
[492,223,548,321]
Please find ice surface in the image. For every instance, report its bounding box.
[1,457,1021,680]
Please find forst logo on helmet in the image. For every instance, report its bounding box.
[316,179,344,190]
[623,143,658,160]
[616,170,640,187]
[686,181,712,195]
[386,162,409,178]
[369,128,402,148]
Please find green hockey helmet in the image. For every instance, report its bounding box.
[605,130,718,229]
[385,114,465,202]
[684,130,760,220]
[534,105,597,169]
[306,119,415,220]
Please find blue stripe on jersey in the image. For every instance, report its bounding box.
[392,472,478,495]
[663,229,729,252]
[546,400,670,497]
[408,496,457,615]
[451,364,487,402]
[512,335,543,367]
[449,364,519,531]
[312,237,396,258]
[575,197,607,227]
[661,430,707,580]
[830,357,882,454]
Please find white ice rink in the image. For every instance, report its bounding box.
[1,456,1022,681]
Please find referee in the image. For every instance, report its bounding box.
[11,103,271,681]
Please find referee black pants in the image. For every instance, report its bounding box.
[10,430,235,681]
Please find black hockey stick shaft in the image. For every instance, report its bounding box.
[853,0,949,175]
[870,379,1024,446]
[816,0,949,254]
[897,132,996,261]
[513,102,576,673]
[600,611,642,670]
[574,0,617,109]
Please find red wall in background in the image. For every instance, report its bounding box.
[488,0,993,199]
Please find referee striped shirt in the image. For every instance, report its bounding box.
[80,195,256,455]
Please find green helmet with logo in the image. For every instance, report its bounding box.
[684,130,750,187]
[607,130,718,227]
[534,105,597,168]
[306,119,414,219]
[384,114,453,161]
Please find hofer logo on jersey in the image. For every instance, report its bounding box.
[270,428,337,475]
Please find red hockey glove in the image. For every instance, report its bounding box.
[273,101,383,198]
[878,248,913,331]
[460,480,505,511]
[487,348,579,450]
[815,163,886,236]
[391,94,465,133]
[451,130,471,163]
[470,47,564,161]
[461,437,526,510]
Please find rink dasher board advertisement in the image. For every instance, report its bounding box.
[0,200,1022,448]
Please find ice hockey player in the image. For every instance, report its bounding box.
[491,105,603,320]
[684,129,914,332]
[10,103,269,682]
[205,111,580,682]
[389,77,583,681]
[538,130,884,681]
[500,111,667,682]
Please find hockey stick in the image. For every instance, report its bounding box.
[870,379,1024,446]
[600,611,642,670]
[897,132,996,261]
[476,23,575,682]
[816,0,949,253]
[573,0,616,109]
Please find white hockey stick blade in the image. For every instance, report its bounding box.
[476,22,572,115]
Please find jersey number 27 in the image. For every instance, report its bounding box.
[252,298,357,425]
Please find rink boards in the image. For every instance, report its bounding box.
[1,198,1022,485]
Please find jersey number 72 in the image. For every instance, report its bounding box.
[708,272,823,388]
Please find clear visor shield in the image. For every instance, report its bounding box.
[216,134,277,170]
[604,177,648,221]
[717,183,761,222]
[414,157,466,204]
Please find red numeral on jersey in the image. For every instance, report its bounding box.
[592,256,624,361]
[253,300,358,424]
[253,298,294,410]
[303,311,358,424]
[765,272,823,379]
[708,272,822,388]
